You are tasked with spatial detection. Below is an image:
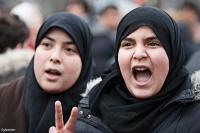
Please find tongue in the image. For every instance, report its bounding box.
[135,71,151,82]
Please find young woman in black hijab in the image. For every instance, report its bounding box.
[51,6,200,133]
[0,12,92,133]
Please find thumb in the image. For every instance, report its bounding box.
[49,126,57,133]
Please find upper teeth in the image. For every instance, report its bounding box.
[134,67,147,71]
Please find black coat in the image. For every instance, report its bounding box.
[186,50,200,74]
[75,71,200,133]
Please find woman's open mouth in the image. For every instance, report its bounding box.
[132,66,152,84]
[45,69,62,81]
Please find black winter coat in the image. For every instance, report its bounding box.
[186,50,200,74]
[75,71,200,133]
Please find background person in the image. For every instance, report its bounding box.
[10,1,43,50]
[0,12,33,84]
[91,4,120,77]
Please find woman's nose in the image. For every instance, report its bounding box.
[50,48,61,64]
[132,45,147,61]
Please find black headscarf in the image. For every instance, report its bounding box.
[23,12,92,133]
[90,6,190,132]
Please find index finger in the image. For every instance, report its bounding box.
[55,100,64,130]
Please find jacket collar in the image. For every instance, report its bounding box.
[191,70,200,100]
[161,70,200,110]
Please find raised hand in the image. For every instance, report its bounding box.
[49,101,78,133]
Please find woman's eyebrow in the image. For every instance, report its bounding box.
[44,36,54,41]
[122,37,133,42]
[122,36,159,42]
[145,36,159,42]
[63,41,74,45]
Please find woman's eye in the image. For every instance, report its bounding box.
[65,48,78,54]
[41,42,52,48]
[65,48,73,52]
[121,42,133,48]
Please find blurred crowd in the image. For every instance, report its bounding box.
[0,0,200,84]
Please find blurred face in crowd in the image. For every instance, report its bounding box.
[66,3,87,17]
[34,28,82,93]
[118,26,169,99]
[100,7,120,31]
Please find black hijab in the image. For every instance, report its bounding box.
[90,6,190,132]
[23,12,92,133]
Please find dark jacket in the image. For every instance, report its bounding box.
[91,34,115,78]
[186,50,200,74]
[0,77,26,133]
[75,71,200,133]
